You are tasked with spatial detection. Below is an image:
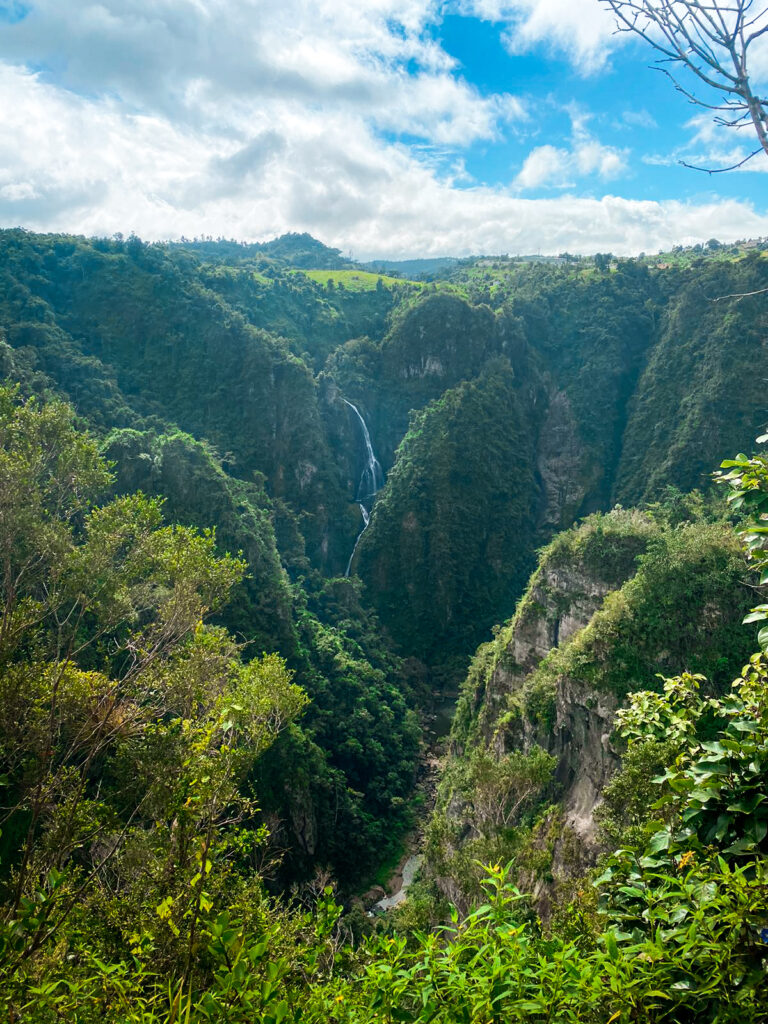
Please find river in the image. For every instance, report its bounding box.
[371,692,457,913]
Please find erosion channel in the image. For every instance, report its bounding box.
[369,693,456,913]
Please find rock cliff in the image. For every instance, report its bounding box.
[426,510,754,912]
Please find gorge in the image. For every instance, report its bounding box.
[2,227,768,1021]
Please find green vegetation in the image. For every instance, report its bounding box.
[335,253,768,679]
[2,229,768,1019]
[537,520,753,698]
[299,269,415,291]
[359,359,537,675]
[3,228,767,687]
[449,507,663,749]
[7,648,768,1020]
[430,496,757,917]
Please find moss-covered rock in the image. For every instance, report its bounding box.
[428,508,755,912]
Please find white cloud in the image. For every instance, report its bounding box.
[642,112,768,174]
[455,0,617,71]
[0,1,766,259]
[514,138,626,189]
[459,0,768,85]
[1,63,767,258]
[514,107,627,189]
[0,0,522,145]
[515,144,570,189]
[621,109,657,130]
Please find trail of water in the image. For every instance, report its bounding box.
[343,399,382,577]
[374,854,423,911]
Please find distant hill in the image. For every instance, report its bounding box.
[172,231,355,269]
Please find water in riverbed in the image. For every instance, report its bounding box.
[371,696,455,913]
[374,854,424,912]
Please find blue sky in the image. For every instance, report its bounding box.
[0,0,766,256]
[434,11,767,207]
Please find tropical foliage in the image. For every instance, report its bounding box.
[2,229,768,1020]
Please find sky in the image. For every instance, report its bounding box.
[0,0,767,258]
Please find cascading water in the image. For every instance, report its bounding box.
[343,399,383,577]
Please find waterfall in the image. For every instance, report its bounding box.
[343,399,382,577]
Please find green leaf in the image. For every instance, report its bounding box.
[727,793,766,814]
[647,830,671,854]
[694,759,732,774]
[604,931,619,962]
[700,741,726,754]
[274,1000,290,1023]
[729,720,760,733]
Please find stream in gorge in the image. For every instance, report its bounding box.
[341,400,457,913]
[370,693,457,913]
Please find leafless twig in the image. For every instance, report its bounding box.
[599,0,768,170]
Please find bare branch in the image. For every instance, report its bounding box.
[680,145,763,170]
[599,0,768,164]
[711,284,768,300]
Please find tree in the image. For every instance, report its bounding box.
[0,387,307,988]
[599,0,768,171]
[464,747,556,837]
[715,431,768,648]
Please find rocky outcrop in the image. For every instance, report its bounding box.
[551,676,620,850]
[479,557,626,863]
[477,560,619,747]
[430,511,755,916]
[428,511,660,910]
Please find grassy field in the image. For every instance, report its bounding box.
[298,269,421,291]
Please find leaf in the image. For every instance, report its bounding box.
[694,759,732,774]
[727,793,765,814]
[647,830,671,854]
[274,999,290,1023]
[729,719,760,733]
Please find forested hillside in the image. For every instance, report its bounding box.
[2,229,768,1020]
[0,230,424,889]
[2,230,767,875]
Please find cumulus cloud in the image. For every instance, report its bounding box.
[514,107,627,189]
[459,0,768,83]
[514,144,570,189]
[1,62,766,257]
[515,140,626,189]
[455,0,617,71]
[0,0,522,144]
[0,0,766,257]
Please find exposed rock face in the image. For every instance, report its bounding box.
[430,512,658,912]
[477,561,619,749]
[536,390,589,529]
[551,676,619,850]
[482,563,623,860]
